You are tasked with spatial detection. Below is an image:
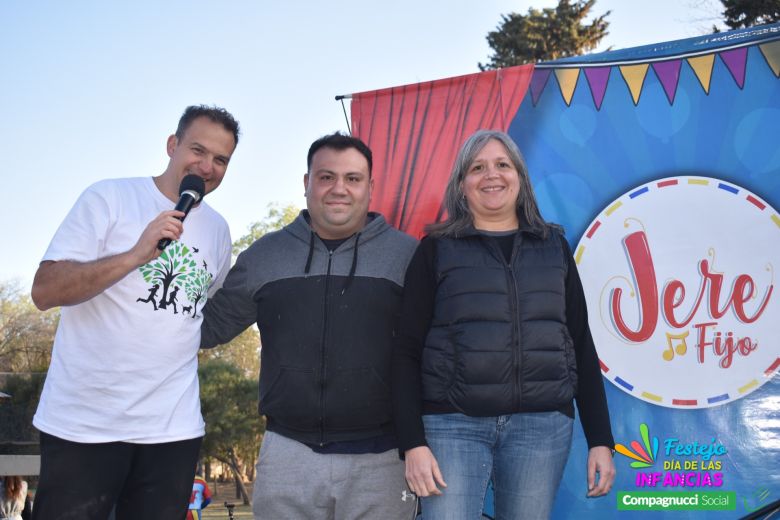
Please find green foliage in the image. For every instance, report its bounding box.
[198,360,264,465]
[198,360,262,504]
[138,241,198,310]
[184,268,213,318]
[232,203,299,257]
[0,281,58,372]
[199,326,260,377]
[479,0,610,69]
[138,241,197,287]
[0,373,46,447]
[720,0,780,29]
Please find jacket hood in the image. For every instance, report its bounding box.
[285,210,392,244]
[286,210,393,293]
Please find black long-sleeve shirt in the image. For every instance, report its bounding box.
[391,233,615,454]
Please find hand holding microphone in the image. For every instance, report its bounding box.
[157,174,206,250]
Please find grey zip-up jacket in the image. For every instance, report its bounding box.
[201,211,417,446]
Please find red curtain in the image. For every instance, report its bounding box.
[352,64,534,238]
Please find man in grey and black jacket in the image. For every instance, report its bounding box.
[201,132,418,520]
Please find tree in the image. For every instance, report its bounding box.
[183,268,212,318]
[232,203,299,257]
[0,373,46,448]
[198,360,264,505]
[0,281,58,372]
[720,0,780,29]
[479,0,610,70]
[137,241,197,311]
[0,285,47,446]
[199,326,260,377]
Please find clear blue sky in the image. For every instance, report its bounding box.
[1,0,725,287]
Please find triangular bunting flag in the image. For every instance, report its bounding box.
[554,68,581,106]
[759,40,780,77]
[530,69,552,105]
[584,67,611,110]
[651,60,682,104]
[720,47,748,88]
[619,64,649,105]
[687,54,715,94]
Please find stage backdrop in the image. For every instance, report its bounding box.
[352,23,780,519]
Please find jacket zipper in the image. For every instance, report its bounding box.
[505,256,521,410]
[318,249,334,446]
[497,234,522,410]
[485,234,522,410]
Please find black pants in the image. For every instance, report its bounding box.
[32,431,201,520]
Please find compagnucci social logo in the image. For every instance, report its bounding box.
[616,423,725,488]
[614,423,735,512]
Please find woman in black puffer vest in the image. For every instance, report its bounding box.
[392,130,616,520]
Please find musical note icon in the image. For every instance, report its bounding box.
[662,331,689,361]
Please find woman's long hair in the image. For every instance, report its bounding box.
[426,130,551,238]
[3,475,24,501]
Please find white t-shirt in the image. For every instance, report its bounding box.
[33,177,232,443]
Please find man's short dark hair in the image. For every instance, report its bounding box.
[176,105,241,146]
[307,132,373,177]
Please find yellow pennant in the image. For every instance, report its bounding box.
[759,40,780,78]
[554,68,581,106]
[619,64,650,105]
[687,54,716,94]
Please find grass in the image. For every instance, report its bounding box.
[200,481,253,519]
[201,502,252,519]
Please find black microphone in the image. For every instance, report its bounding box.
[157,174,206,250]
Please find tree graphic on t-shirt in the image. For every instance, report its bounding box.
[137,242,197,312]
[183,268,213,318]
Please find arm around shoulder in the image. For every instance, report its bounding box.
[200,248,261,349]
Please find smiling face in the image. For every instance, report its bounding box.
[304,146,373,239]
[160,116,236,201]
[461,138,520,231]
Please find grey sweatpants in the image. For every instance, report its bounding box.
[253,431,416,520]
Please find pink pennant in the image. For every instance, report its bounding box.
[720,47,748,89]
[583,67,611,110]
[651,60,682,104]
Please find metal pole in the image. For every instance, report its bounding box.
[335,94,352,134]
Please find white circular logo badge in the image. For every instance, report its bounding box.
[576,176,779,408]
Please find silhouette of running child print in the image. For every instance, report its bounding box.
[136,284,160,310]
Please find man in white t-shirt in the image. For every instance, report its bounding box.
[30,105,239,520]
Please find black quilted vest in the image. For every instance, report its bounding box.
[421,228,578,416]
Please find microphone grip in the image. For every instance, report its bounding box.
[156,192,198,250]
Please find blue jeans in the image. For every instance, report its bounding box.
[420,412,573,520]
